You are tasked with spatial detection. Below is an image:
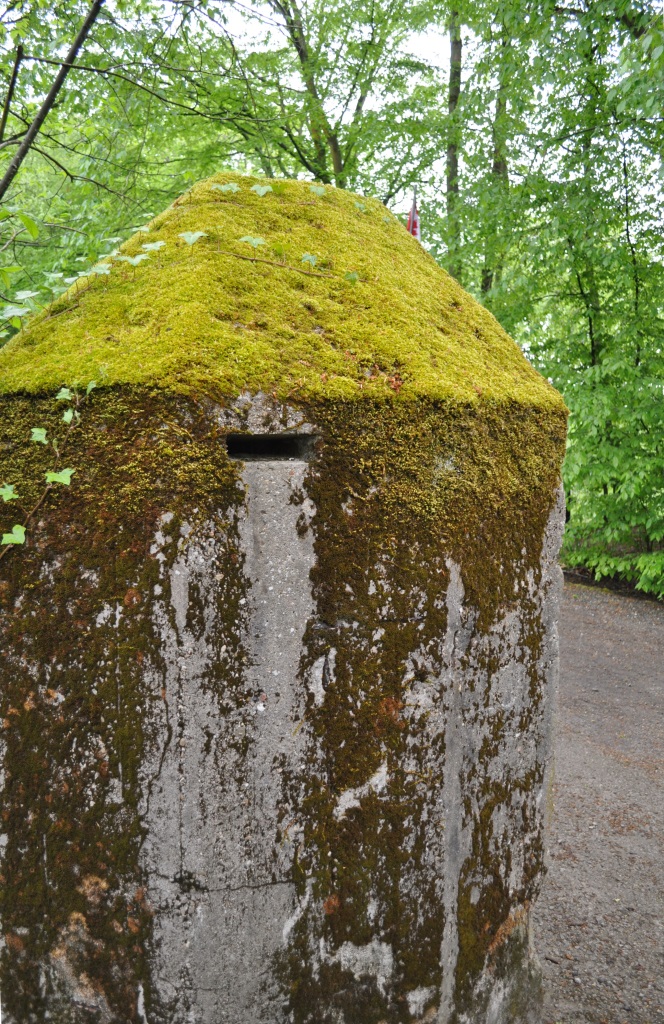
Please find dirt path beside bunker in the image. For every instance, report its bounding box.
[533,583,664,1024]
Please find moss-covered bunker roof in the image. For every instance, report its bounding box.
[0,174,564,408]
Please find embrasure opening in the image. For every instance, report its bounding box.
[225,433,317,461]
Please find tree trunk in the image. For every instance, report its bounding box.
[446,10,462,282]
[0,0,106,203]
[0,44,24,145]
[481,35,509,295]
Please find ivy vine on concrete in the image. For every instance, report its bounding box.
[0,380,96,559]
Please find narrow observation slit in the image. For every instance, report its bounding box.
[226,432,317,461]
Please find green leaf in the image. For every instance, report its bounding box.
[251,184,273,196]
[14,289,38,301]
[178,231,207,246]
[211,182,240,193]
[344,271,359,284]
[1,304,30,320]
[310,185,326,197]
[0,483,18,502]
[45,468,75,485]
[116,253,150,266]
[0,266,21,289]
[240,236,266,248]
[17,212,39,239]
[142,240,166,251]
[31,427,47,444]
[354,202,367,212]
[2,524,25,545]
[86,380,97,395]
[301,253,317,267]
[63,407,74,424]
[55,387,74,401]
[90,263,111,276]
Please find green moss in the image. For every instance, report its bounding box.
[0,174,565,412]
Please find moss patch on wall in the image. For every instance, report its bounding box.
[0,174,565,413]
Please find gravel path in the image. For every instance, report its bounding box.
[533,582,664,1024]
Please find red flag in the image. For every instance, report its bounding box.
[407,186,421,242]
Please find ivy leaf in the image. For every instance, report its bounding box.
[63,408,74,424]
[116,253,150,266]
[14,289,39,301]
[142,240,166,251]
[310,185,326,197]
[90,263,111,276]
[240,236,266,248]
[344,271,359,284]
[251,184,273,196]
[354,201,367,212]
[0,483,18,502]
[2,524,25,545]
[178,231,207,246]
[17,212,39,239]
[45,468,75,485]
[55,387,74,401]
[0,266,21,289]
[86,380,97,395]
[1,304,30,320]
[301,253,317,267]
[31,427,47,444]
[211,182,240,193]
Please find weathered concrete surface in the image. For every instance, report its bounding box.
[141,458,315,1022]
[137,469,565,1023]
[0,392,566,1024]
[533,583,664,1024]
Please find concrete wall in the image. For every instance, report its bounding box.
[0,392,565,1024]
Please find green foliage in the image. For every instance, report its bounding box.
[178,231,207,246]
[301,253,317,267]
[1,524,24,545]
[0,483,17,502]
[45,468,74,485]
[116,253,150,266]
[0,0,660,593]
[1,381,95,556]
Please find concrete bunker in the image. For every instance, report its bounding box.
[0,174,567,1023]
